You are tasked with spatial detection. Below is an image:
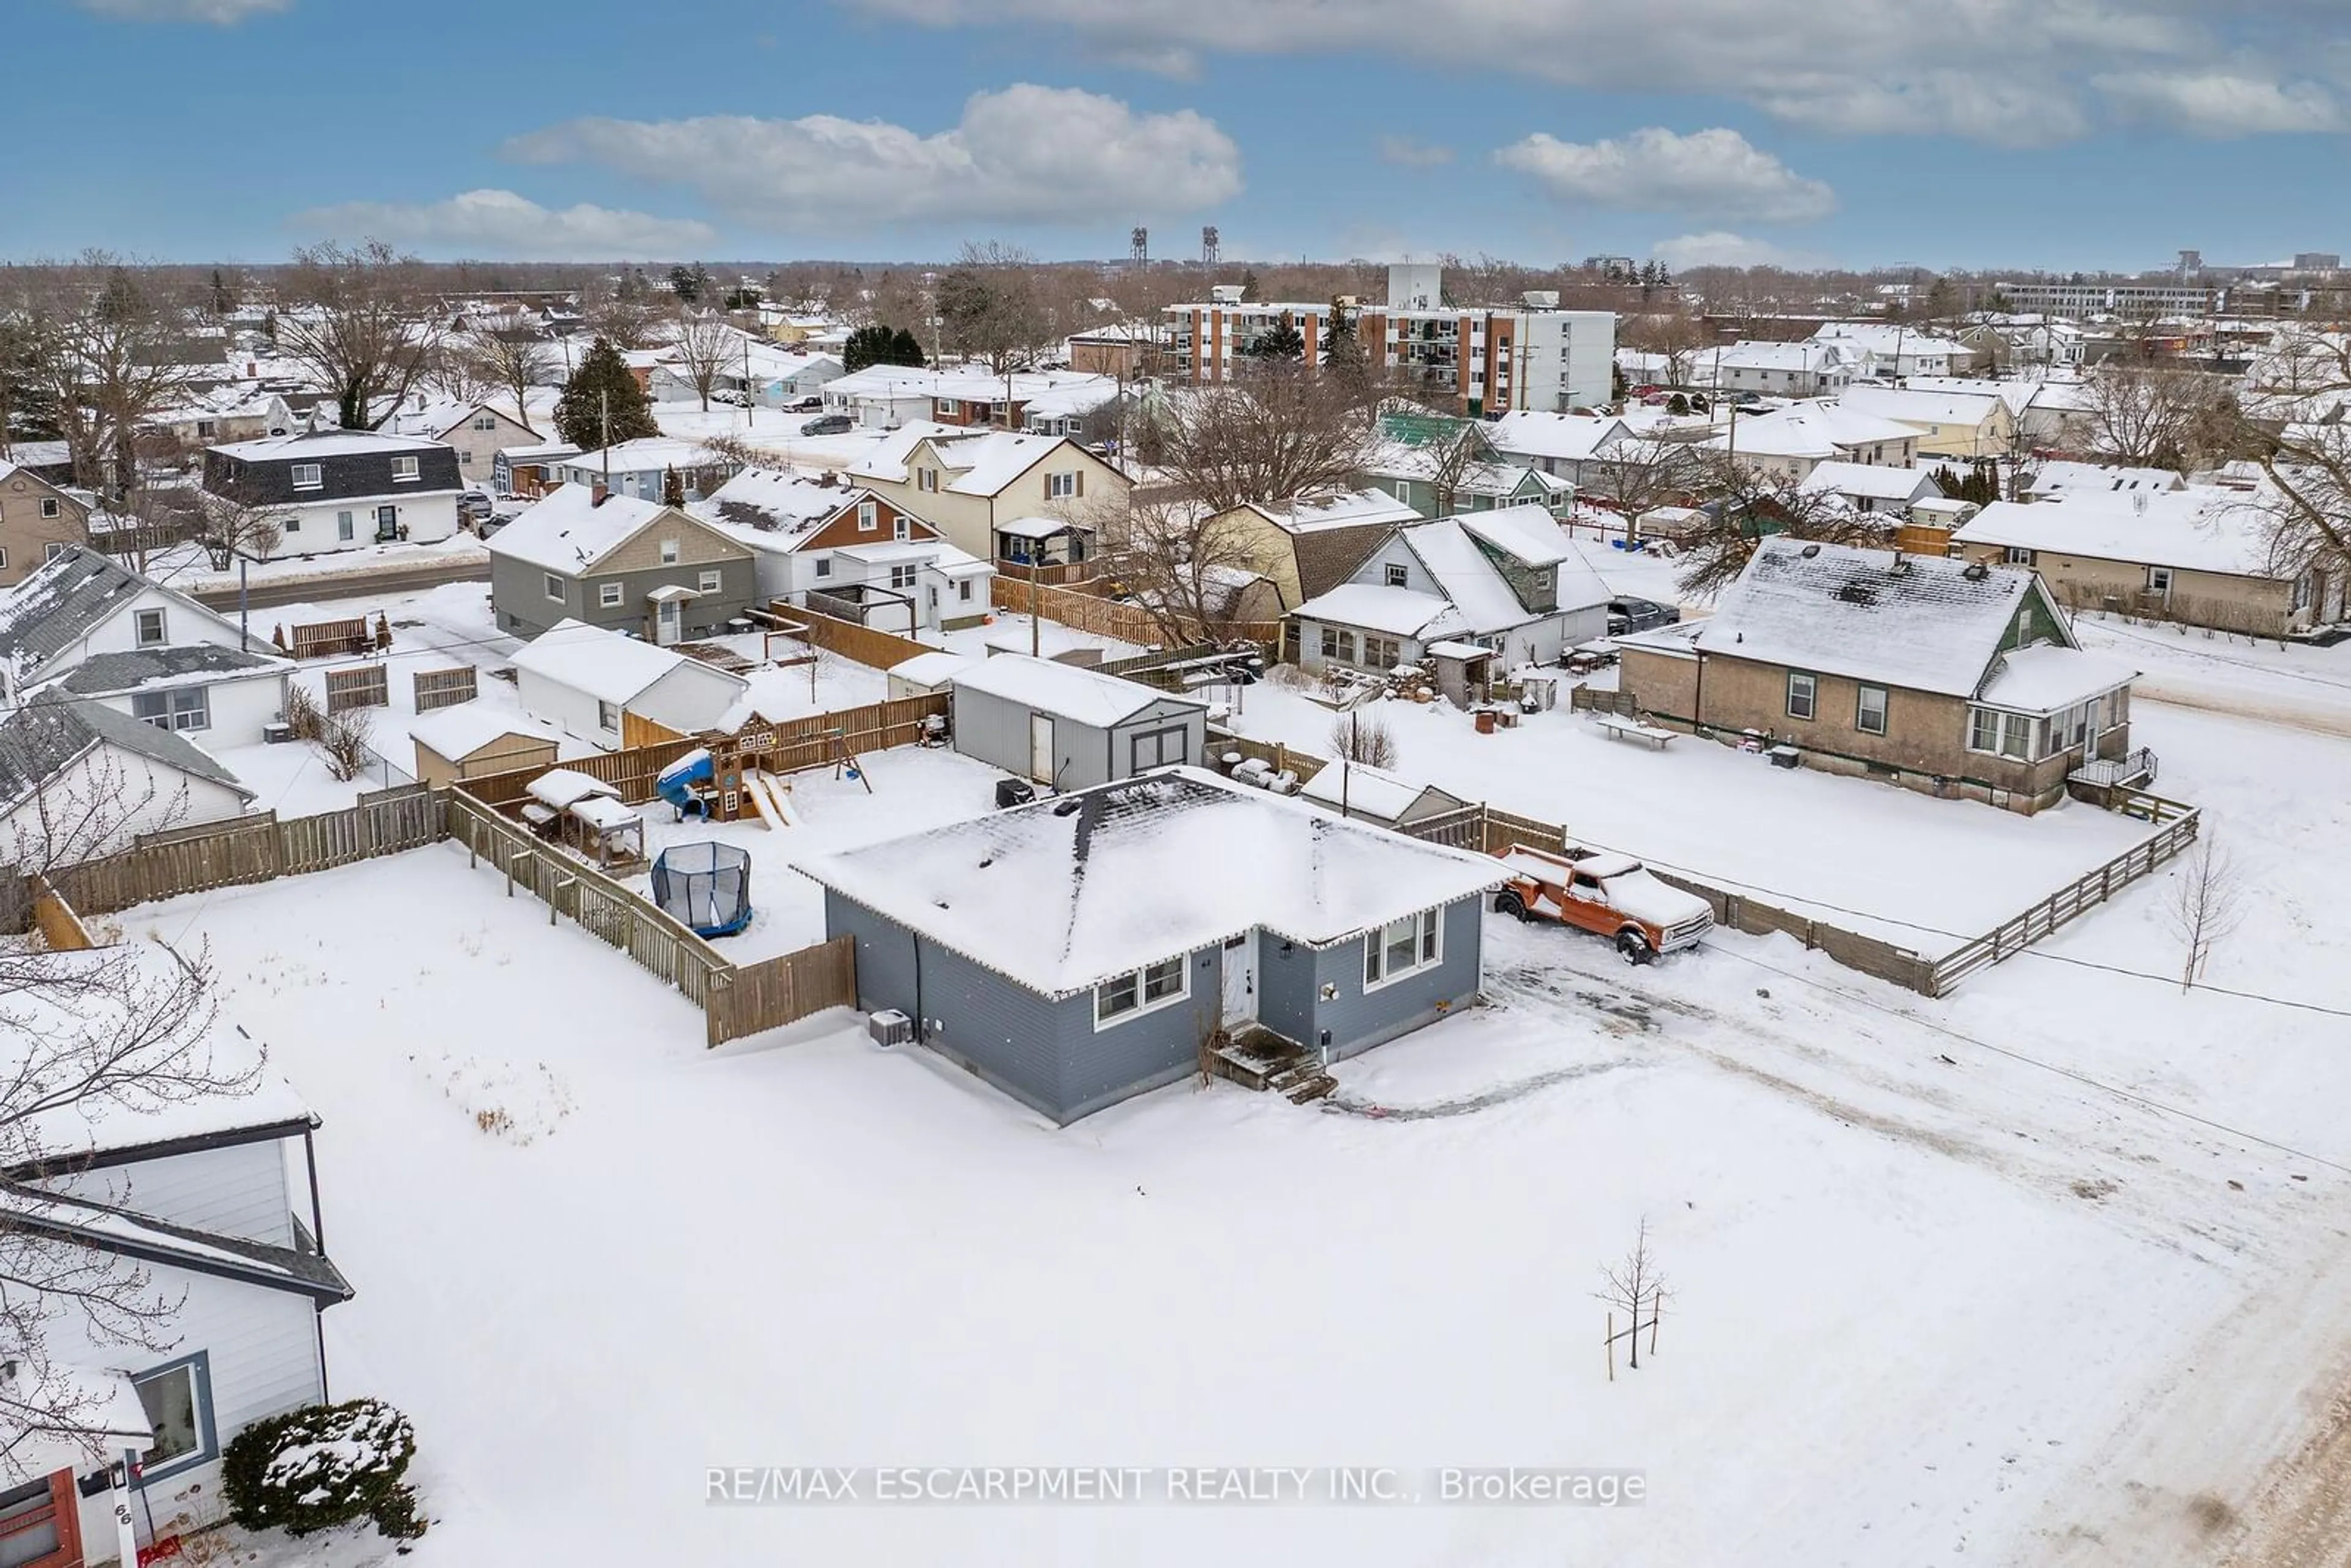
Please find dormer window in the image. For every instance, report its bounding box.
[391,456,420,482]
[290,463,323,490]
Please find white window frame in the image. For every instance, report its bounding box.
[337,509,354,542]
[1384,562,1409,587]
[1363,635,1401,669]
[289,462,323,491]
[659,538,681,565]
[545,572,566,602]
[2003,546,2034,566]
[918,468,940,493]
[1856,683,1888,737]
[814,557,833,579]
[936,397,962,418]
[1363,909,1444,990]
[699,568,723,593]
[599,581,624,608]
[132,1352,216,1482]
[2147,565,2173,596]
[1967,706,2001,754]
[132,686,209,733]
[1785,670,1817,721]
[893,516,911,541]
[1094,954,1190,1029]
[888,563,918,591]
[391,455,421,483]
[1046,471,1078,500]
[858,501,878,532]
[958,577,973,601]
[39,497,60,520]
[134,607,167,647]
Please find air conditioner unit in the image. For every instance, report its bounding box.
[868,1010,913,1048]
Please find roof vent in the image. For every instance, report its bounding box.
[1800,542,1822,558]
[1962,561,1990,581]
[1052,796,1084,817]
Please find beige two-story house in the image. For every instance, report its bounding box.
[847,427,1128,566]
[1616,538,2145,814]
[0,462,89,587]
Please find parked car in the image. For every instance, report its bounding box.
[479,511,517,538]
[800,414,853,435]
[457,489,493,520]
[1606,598,1681,636]
[787,396,824,413]
[1491,844,1713,964]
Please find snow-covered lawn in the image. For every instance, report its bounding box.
[1218,673,2159,953]
[2074,610,2351,736]
[123,767,2351,1567]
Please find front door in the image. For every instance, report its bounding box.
[1029,713,1054,784]
[375,504,399,542]
[655,598,683,647]
[1221,933,1256,1029]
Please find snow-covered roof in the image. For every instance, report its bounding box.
[557,437,724,474]
[408,701,555,762]
[1799,461,1941,502]
[1671,538,2053,697]
[1291,582,1460,639]
[2022,461,2186,498]
[1974,644,2139,714]
[1953,493,2276,578]
[1486,413,1631,463]
[9,945,312,1163]
[1837,383,2005,427]
[1711,339,1847,373]
[841,421,959,484]
[50,644,289,699]
[1720,402,1922,459]
[796,768,1504,997]
[953,655,1199,727]
[1240,488,1420,534]
[1455,503,1581,568]
[1297,760,1458,822]
[1812,323,1969,357]
[510,620,743,707]
[0,692,254,809]
[209,427,449,460]
[527,767,625,811]
[945,433,1072,497]
[888,651,976,687]
[486,487,677,574]
[996,513,1093,540]
[0,547,231,675]
[689,468,849,545]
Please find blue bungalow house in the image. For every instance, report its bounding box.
[797,768,1503,1123]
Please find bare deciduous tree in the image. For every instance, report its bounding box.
[196,478,284,570]
[1327,710,1399,768]
[668,310,740,414]
[2077,364,2249,470]
[936,242,1056,373]
[470,334,552,429]
[317,705,377,783]
[1088,490,1271,642]
[1584,435,1699,544]
[1148,367,1378,513]
[1675,451,1886,599]
[1618,311,1714,391]
[2166,831,2244,992]
[1596,1217,1667,1374]
[9,256,195,498]
[274,241,443,430]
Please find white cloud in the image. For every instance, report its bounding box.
[1649,232,1821,271]
[2094,72,2345,135]
[1378,135,1453,168]
[1496,128,1834,223]
[75,0,287,20]
[504,84,1241,231]
[288,190,718,261]
[844,0,2334,144]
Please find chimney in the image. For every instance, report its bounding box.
[591,482,609,507]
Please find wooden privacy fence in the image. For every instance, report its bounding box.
[323,664,391,714]
[759,603,929,671]
[413,666,479,712]
[1929,808,2202,994]
[43,787,448,918]
[460,735,707,810]
[28,874,96,951]
[446,793,855,1046]
[282,617,372,660]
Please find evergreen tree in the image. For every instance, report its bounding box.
[888,328,928,367]
[842,324,929,374]
[553,336,658,452]
[1667,392,1690,416]
[1930,464,1963,498]
[209,267,233,315]
[670,263,711,304]
[1240,319,1305,360]
[662,467,686,506]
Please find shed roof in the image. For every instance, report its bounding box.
[407,701,555,762]
[797,768,1504,996]
[509,619,742,707]
[953,655,1200,727]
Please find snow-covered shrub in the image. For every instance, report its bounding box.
[221,1398,426,1540]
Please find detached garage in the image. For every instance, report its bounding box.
[950,655,1208,789]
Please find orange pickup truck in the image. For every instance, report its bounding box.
[1492,843,1714,964]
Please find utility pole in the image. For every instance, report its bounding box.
[600,391,612,495]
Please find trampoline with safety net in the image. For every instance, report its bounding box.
[651,842,754,937]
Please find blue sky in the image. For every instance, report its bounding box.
[8,0,2350,271]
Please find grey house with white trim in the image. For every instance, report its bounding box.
[950,655,1208,789]
[799,769,1503,1123]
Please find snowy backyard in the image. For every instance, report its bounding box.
[102,651,2351,1567]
